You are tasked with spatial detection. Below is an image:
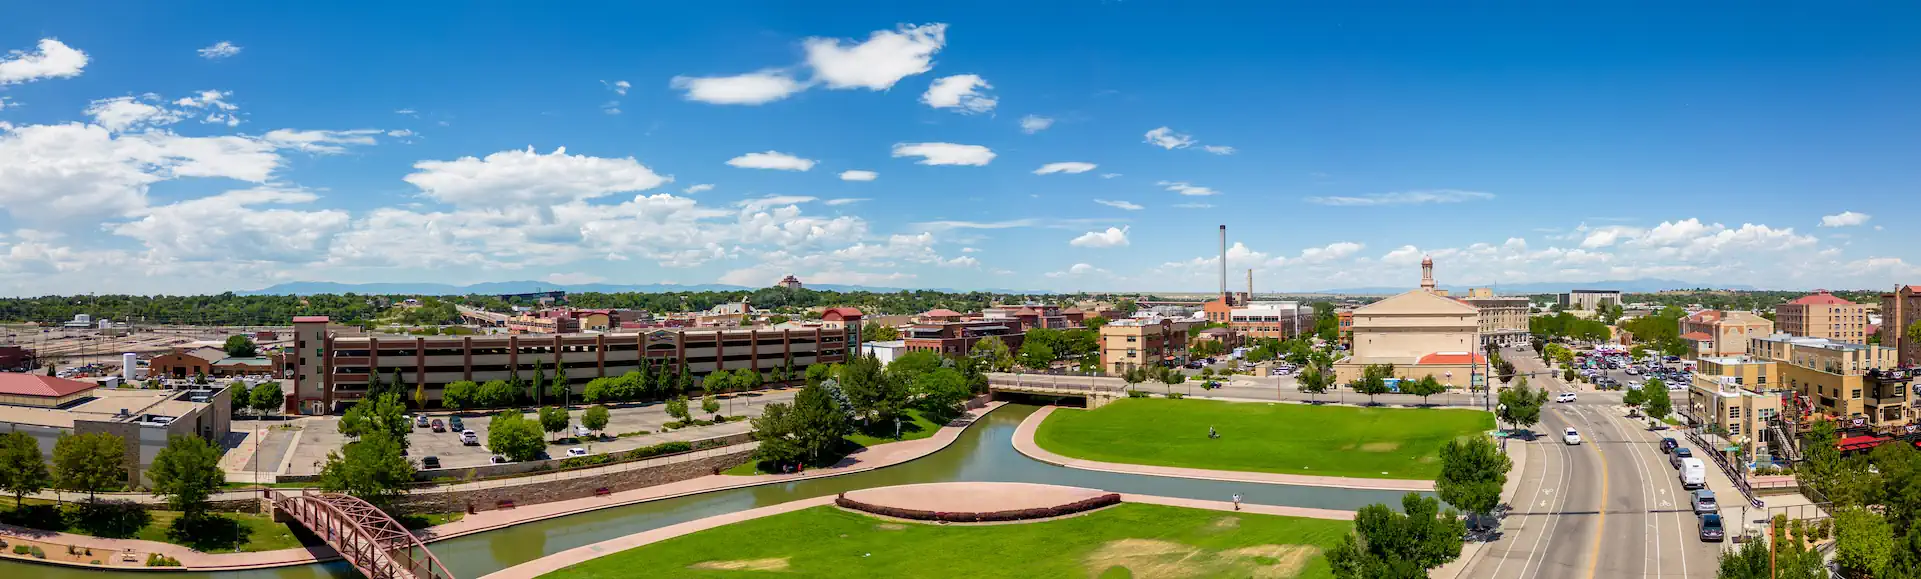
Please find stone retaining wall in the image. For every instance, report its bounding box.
[390,448,754,515]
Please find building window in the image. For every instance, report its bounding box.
[1730,407,1740,419]
[1730,424,1741,436]
[1853,389,1862,399]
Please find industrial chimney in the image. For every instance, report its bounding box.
[1218,225,1228,300]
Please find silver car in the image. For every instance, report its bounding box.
[1692,490,1718,515]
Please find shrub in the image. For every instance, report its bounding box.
[625,441,694,461]
[1126,390,1151,398]
[12,544,27,554]
[29,546,43,559]
[147,553,182,566]
[1166,392,1186,400]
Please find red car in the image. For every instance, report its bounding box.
[430,419,446,432]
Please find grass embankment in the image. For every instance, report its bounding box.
[725,408,949,476]
[0,497,307,553]
[1035,398,1494,480]
[542,503,1348,579]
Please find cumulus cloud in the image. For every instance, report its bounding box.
[196,41,241,59]
[921,74,996,114]
[942,255,979,268]
[1046,263,1106,278]
[1143,127,1195,150]
[682,184,715,194]
[1069,226,1129,248]
[726,150,817,171]
[1020,115,1054,134]
[1094,199,1143,211]
[1820,211,1871,228]
[0,121,283,221]
[0,39,88,85]
[1158,181,1218,196]
[804,23,947,90]
[404,146,670,206]
[1034,162,1097,175]
[670,71,807,105]
[839,170,878,181]
[891,142,995,166]
[602,80,631,95]
[1303,189,1495,206]
[85,95,186,132]
[113,187,347,263]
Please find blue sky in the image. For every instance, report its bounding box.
[2,2,1918,296]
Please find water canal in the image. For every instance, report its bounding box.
[8,404,1421,578]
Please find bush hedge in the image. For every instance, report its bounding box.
[833,492,1122,523]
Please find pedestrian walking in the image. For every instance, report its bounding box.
[1232,493,1242,511]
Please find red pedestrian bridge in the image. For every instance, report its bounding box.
[270,490,455,579]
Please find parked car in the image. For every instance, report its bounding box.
[1680,458,1707,489]
[1699,513,1725,542]
[489,454,510,464]
[566,448,589,457]
[573,425,592,438]
[420,456,441,469]
[449,416,464,431]
[1692,490,1718,515]
[1660,438,1678,454]
[1563,427,1582,445]
[430,419,446,432]
[414,414,430,428]
[460,430,480,445]
[1670,447,1693,468]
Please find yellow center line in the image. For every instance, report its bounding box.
[1587,437,1608,579]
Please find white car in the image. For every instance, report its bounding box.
[566,447,589,457]
[1556,392,1577,403]
[573,425,592,438]
[1624,367,1640,375]
[1564,428,1583,445]
[459,430,479,445]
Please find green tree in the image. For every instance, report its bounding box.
[1158,367,1186,395]
[704,369,734,394]
[1835,506,1895,577]
[318,431,414,508]
[792,379,853,462]
[1641,381,1673,428]
[971,336,1014,372]
[339,393,409,449]
[1716,516,1827,579]
[223,335,257,358]
[1403,375,1446,406]
[529,359,546,406]
[147,435,224,517]
[0,431,50,507]
[52,432,124,502]
[839,354,907,425]
[1084,315,1109,329]
[250,381,284,418]
[485,412,545,461]
[665,396,691,423]
[479,379,517,408]
[749,403,804,466]
[582,377,615,404]
[1017,340,1056,371]
[441,380,477,409]
[739,368,762,391]
[1496,378,1549,432]
[702,395,721,418]
[1327,493,1466,578]
[887,350,946,385]
[1296,366,1333,403]
[537,406,570,441]
[805,363,832,388]
[675,365,693,397]
[581,404,610,435]
[1908,320,1921,364]
[550,365,569,403]
[1350,364,1395,406]
[865,324,900,342]
[1436,436,1510,516]
[913,367,972,416]
[1623,385,1646,408]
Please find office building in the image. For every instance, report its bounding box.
[1774,290,1869,343]
[0,374,232,487]
[1881,285,1921,364]
[902,320,1023,357]
[1100,318,1187,375]
[1679,310,1774,359]
[1686,357,1783,455]
[1335,257,1485,388]
[1461,288,1530,347]
[1748,333,1907,426]
[1557,289,1623,312]
[1228,301,1312,340]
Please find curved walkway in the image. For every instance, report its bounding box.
[1013,405,1437,492]
[477,482,1358,579]
[1,402,1005,573]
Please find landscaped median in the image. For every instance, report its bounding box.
[1029,398,1494,484]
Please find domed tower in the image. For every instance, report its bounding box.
[1420,256,1437,292]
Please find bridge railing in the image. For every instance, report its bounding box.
[270,490,456,579]
[986,373,1126,392]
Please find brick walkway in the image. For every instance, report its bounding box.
[1013,405,1437,492]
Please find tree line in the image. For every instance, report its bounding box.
[746,351,987,470]
[0,429,233,547]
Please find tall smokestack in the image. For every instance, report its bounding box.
[1219,225,1228,299]
[1248,269,1254,301]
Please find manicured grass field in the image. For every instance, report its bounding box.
[1035,398,1495,480]
[543,503,1348,579]
[0,497,309,553]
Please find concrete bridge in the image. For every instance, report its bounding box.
[986,373,1128,408]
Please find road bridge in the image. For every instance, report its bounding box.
[986,373,1127,408]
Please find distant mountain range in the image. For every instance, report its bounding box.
[242,281,1052,296]
[1300,279,1756,295]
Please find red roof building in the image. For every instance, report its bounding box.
[0,374,99,408]
[1776,290,1869,344]
[292,315,331,324]
[1416,352,1488,365]
[820,307,864,321]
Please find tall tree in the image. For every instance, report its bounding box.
[441,380,478,410]
[1296,366,1333,403]
[318,431,415,508]
[971,336,1014,372]
[486,412,545,461]
[1834,507,1895,577]
[1496,377,1549,432]
[1435,437,1510,516]
[551,365,569,403]
[1641,381,1673,428]
[53,432,125,502]
[805,363,833,388]
[1017,340,1056,371]
[705,369,734,395]
[251,381,285,418]
[839,354,906,425]
[223,335,257,358]
[530,359,546,406]
[339,393,410,449]
[792,380,852,462]
[537,406,570,441]
[0,431,50,507]
[581,404,610,435]
[147,435,224,517]
[913,367,973,416]
[1327,493,1466,578]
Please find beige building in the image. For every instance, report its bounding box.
[1686,361,1783,456]
[1099,318,1187,375]
[1461,288,1529,347]
[1881,285,1921,365]
[1748,333,1907,425]
[1334,258,1484,389]
[1679,310,1774,359]
[1774,290,1869,343]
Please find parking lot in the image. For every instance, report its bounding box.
[284,388,797,474]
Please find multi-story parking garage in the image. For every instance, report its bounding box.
[287,314,861,414]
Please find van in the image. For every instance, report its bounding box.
[1679,458,1706,490]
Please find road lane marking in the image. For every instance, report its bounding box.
[1518,409,1576,579]
[1608,402,1663,577]
[1586,416,1609,579]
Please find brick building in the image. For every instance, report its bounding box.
[1774,290,1869,343]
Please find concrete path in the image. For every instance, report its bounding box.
[1013,405,1437,492]
[843,481,1107,513]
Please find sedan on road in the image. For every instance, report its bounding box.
[1563,427,1582,445]
[1699,513,1725,542]
[1692,490,1719,515]
[430,419,446,432]
[1661,438,1679,454]
[1556,392,1577,403]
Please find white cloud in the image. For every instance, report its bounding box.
[171,90,243,126]
[891,142,995,166]
[545,272,606,285]
[737,195,818,212]
[824,198,868,206]
[1069,226,1129,248]
[1820,211,1871,228]
[263,129,383,154]
[921,74,996,114]
[1143,127,1196,150]
[405,146,670,206]
[1100,173,1121,179]
[804,23,946,90]
[960,247,979,253]
[1020,115,1054,134]
[0,39,88,85]
[670,71,807,105]
[942,255,979,268]
[1094,199,1143,211]
[112,187,347,263]
[910,219,1039,231]
[1158,180,1218,196]
[1203,145,1236,155]
[839,170,878,181]
[601,101,621,115]
[0,122,282,221]
[1578,226,1640,249]
[85,95,186,132]
[1380,245,1426,266]
[1281,241,1365,265]
[386,129,416,138]
[683,184,715,194]
[603,80,631,95]
[1034,162,1097,175]
[394,109,417,115]
[196,41,241,60]
[1303,189,1495,206]
[1172,203,1213,209]
[1046,263,1106,278]
[726,150,817,171]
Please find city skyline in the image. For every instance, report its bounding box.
[3,3,1919,297]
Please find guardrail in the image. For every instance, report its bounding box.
[1683,429,1766,509]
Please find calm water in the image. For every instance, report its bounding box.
[7,404,1417,579]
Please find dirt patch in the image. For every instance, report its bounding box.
[1208,516,1241,530]
[1358,442,1400,452]
[873,523,907,531]
[689,558,790,572]
[1083,539,1319,579]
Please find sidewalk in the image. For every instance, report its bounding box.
[1430,425,1531,579]
[1011,405,1436,492]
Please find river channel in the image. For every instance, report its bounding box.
[8,403,1423,579]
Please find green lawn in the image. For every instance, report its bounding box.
[543,503,1348,579]
[727,408,948,476]
[1035,398,1495,480]
[0,497,309,553]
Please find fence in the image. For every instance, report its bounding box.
[1683,428,1766,509]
